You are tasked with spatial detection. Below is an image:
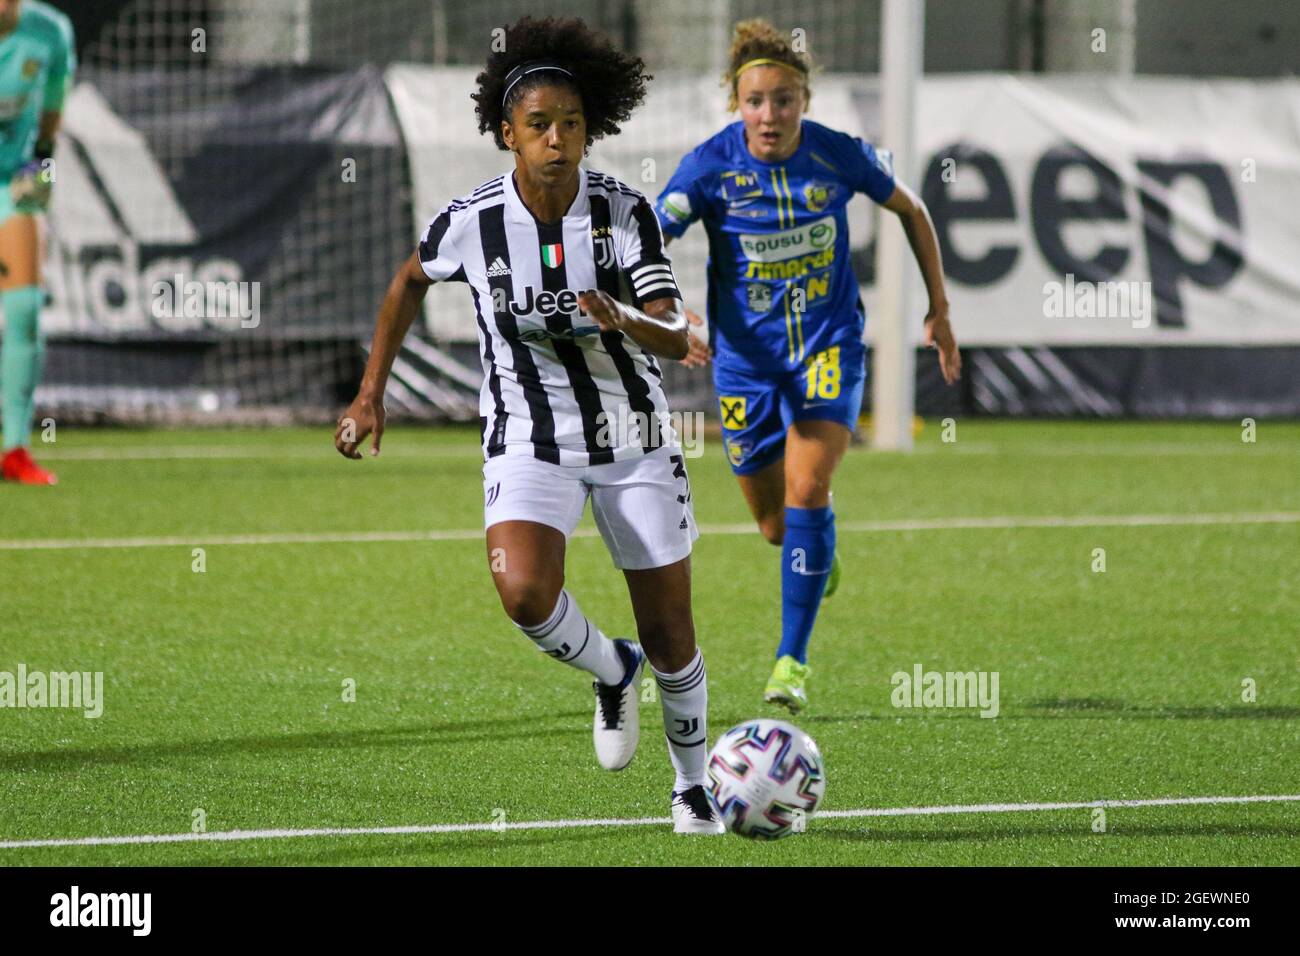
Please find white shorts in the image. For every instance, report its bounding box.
[482,445,698,571]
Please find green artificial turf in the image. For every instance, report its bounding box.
[0,420,1296,865]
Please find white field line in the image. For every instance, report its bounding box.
[35,445,478,461]
[2,511,1298,552]
[2,793,1296,850]
[919,441,1299,457]
[815,793,1300,819]
[0,529,485,550]
[31,441,1300,462]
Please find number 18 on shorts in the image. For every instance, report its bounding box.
[715,340,866,475]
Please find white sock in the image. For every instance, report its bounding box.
[516,590,625,685]
[653,649,708,790]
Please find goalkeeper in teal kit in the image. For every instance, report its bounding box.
[657,19,960,711]
[0,0,74,485]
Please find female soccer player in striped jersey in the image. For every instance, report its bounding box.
[0,0,74,485]
[336,17,723,833]
[656,19,961,712]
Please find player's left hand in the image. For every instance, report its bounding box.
[578,289,627,333]
[679,308,712,368]
[10,160,52,213]
[924,304,961,385]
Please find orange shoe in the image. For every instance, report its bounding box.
[2,447,58,485]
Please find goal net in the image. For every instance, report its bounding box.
[41,0,885,424]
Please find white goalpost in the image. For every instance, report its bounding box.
[870,0,925,451]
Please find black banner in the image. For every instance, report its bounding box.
[47,65,409,342]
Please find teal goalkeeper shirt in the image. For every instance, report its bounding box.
[0,0,74,177]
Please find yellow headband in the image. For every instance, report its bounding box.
[734,57,806,81]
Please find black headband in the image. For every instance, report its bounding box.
[502,60,575,108]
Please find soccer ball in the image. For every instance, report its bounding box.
[705,718,826,839]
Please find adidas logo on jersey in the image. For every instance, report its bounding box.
[486,257,511,277]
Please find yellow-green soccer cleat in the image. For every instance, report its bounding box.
[764,655,811,714]
[822,550,842,599]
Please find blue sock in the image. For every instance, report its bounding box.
[777,505,836,664]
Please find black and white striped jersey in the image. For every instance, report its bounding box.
[417,167,683,466]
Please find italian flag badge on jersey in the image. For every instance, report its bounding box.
[541,243,564,268]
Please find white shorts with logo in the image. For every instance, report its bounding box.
[482,444,698,571]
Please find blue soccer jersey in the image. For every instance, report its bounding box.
[655,119,895,376]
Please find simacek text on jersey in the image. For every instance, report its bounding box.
[595,406,706,459]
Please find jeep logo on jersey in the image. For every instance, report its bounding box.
[739,216,837,263]
[493,285,592,319]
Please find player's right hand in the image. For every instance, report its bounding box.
[679,309,711,368]
[335,395,384,459]
[923,305,961,386]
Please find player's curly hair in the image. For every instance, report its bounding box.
[473,17,651,152]
[724,18,813,112]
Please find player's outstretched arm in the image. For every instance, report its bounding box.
[881,181,962,385]
[335,252,433,459]
[577,290,689,362]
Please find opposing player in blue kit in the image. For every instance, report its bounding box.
[657,19,960,712]
[0,0,74,485]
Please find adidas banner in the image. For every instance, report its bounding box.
[44,65,408,340]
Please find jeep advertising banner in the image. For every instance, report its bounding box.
[916,75,1299,346]
[390,70,1300,348]
[37,67,1300,417]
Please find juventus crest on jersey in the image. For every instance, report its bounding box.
[418,168,683,467]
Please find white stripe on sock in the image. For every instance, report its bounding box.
[516,590,624,684]
[653,649,708,790]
